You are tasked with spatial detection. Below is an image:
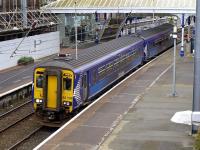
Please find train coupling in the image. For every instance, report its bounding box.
[47,111,55,120]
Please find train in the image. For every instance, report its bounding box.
[32,23,173,125]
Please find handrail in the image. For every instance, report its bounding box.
[116,13,131,38]
[98,15,112,41]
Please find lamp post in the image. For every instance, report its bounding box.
[172,17,178,97]
[74,1,78,60]
[152,0,155,24]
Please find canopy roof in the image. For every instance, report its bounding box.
[43,0,196,14]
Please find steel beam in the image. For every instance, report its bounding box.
[21,0,27,28]
[192,0,200,134]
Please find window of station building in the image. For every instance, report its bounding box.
[36,75,44,88]
[63,78,72,90]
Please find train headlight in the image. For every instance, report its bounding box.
[36,99,43,103]
[63,101,70,106]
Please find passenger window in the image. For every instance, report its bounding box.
[63,78,72,90]
[92,70,97,84]
[36,75,43,88]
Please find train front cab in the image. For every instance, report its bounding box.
[33,67,74,122]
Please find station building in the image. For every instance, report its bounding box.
[0,0,59,70]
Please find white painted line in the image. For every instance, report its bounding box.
[0,82,32,97]
[34,49,171,150]
[22,76,31,79]
[13,80,21,83]
[147,64,173,90]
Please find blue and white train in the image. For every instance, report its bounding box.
[33,23,173,124]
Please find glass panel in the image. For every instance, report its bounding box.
[63,78,72,90]
[36,75,43,88]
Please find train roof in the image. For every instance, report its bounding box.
[40,23,173,70]
[40,35,143,70]
[140,23,173,38]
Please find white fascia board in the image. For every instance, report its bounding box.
[43,7,195,14]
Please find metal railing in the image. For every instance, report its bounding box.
[98,16,112,41]
[116,13,131,38]
[116,17,168,37]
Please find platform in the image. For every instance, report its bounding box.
[35,44,194,150]
[0,54,55,95]
[0,47,77,95]
[0,45,98,95]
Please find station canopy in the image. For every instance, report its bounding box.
[43,0,196,14]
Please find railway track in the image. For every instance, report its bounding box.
[8,127,42,150]
[0,100,32,118]
[0,112,34,134]
[0,100,43,149]
[0,100,33,133]
[0,99,57,150]
[8,126,57,150]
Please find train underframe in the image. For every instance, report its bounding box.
[35,106,72,127]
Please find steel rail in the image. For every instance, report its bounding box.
[8,127,43,150]
[0,112,34,134]
[0,100,32,118]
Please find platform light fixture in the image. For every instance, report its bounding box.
[180,14,185,57]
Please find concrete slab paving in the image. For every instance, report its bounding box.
[107,94,138,104]
[63,126,108,145]
[83,112,119,128]
[99,51,194,150]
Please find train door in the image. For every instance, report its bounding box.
[43,70,61,110]
[47,75,57,109]
[82,72,89,101]
[144,44,148,60]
